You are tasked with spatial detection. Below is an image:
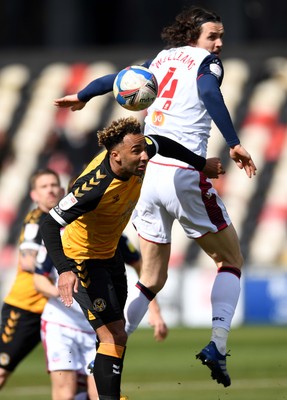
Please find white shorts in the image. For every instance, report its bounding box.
[132,160,231,243]
[41,319,96,374]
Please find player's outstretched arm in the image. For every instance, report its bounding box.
[54,94,87,111]
[229,144,257,178]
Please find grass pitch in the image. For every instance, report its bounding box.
[1,326,286,400]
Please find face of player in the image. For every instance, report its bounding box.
[30,174,63,213]
[195,22,224,55]
[110,133,149,178]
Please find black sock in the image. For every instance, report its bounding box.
[93,352,124,400]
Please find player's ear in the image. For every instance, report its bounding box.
[110,149,121,161]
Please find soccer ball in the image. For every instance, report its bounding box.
[113,65,158,111]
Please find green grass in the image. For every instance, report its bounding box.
[1,326,287,400]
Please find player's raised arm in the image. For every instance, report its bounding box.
[54,94,87,111]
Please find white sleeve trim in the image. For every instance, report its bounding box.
[146,135,159,153]
[50,208,68,227]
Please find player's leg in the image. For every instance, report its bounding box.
[125,238,170,335]
[93,320,127,399]
[195,223,243,387]
[86,374,98,400]
[196,223,243,349]
[0,303,41,389]
[42,321,86,400]
[126,162,174,336]
[74,255,128,400]
[79,330,97,400]
[50,370,78,400]
[171,168,241,386]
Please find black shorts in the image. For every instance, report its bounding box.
[0,303,41,371]
[72,249,128,331]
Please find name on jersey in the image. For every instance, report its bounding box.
[151,51,196,71]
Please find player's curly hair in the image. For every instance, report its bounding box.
[161,6,221,48]
[97,116,142,151]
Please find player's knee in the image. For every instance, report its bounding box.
[113,329,128,346]
[100,327,128,346]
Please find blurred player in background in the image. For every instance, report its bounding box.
[40,117,223,400]
[34,232,167,400]
[34,251,98,400]
[0,169,63,389]
[52,5,256,388]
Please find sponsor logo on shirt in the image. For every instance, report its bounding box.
[151,110,165,126]
[59,192,78,210]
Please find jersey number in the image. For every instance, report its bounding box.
[158,67,178,111]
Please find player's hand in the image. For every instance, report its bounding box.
[148,312,169,341]
[202,157,225,179]
[57,270,78,307]
[150,318,169,342]
[54,94,87,111]
[148,298,169,341]
[229,144,257,178]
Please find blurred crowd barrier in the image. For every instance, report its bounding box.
[0,48,286,325]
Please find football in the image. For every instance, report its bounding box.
[113,65,158,111]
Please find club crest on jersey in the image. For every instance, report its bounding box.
[93,298,107,312]
[0,352,10,366]
[59,192,78,210]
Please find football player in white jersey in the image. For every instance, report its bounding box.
[34,250,98,400]
[52,6,256,388]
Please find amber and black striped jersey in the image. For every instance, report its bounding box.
[41,134,206,273]
[52,149,143,260]
[4,208,48,314]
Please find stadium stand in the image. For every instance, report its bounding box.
[0,52,286,276]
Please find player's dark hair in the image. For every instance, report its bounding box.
[161,6,221,48]
[97,116,142,151]
[30,168,60,189]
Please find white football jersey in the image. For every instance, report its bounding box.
[145,46,218,161]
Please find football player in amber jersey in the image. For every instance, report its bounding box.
[41,116,224,400]
[34,232,167,400]
[0,169,63,389]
